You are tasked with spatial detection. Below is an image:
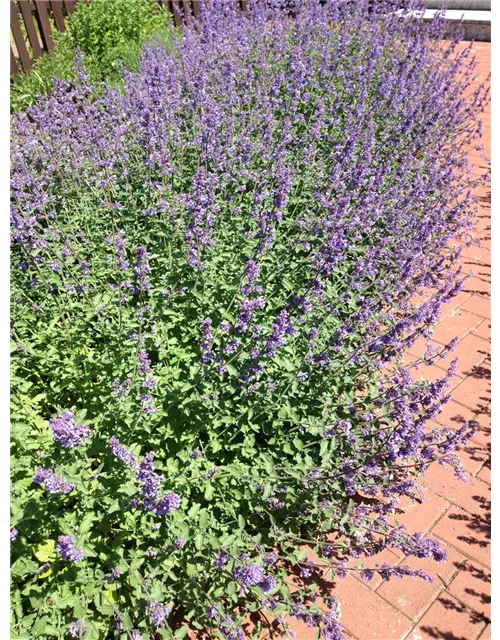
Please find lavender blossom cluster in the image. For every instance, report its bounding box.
[110,437,181,515]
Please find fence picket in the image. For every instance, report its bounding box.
[33,0,55,51]
[50,0,67,31]
[170,0,183,26]
[63,0,76,13]
[11,46,19,76]
[11,2,33,72]
[182,0,192,24]
[18,0,43,59]
[192,0,201,17]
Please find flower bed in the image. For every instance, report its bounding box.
[10,1,489,639]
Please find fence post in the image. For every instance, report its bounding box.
[63,0,76,13]
[170,0,183,26]
[192,0,201,17]
[182,0,191,24]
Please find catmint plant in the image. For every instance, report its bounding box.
[10,1,489,638]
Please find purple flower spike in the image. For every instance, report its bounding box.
[155,492,182,515]
[50,410,91,448]
[57,535,84,563]
[148,601,170,627]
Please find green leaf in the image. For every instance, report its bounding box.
[199,509,209,528]
[32,618,47,635]
[263,455,274,474]
[73,599,87,618]
[262,485,273,500]
[278,406,289,419]
[194,533,204,551]
[34,540,56,563]
[79,513,95,534]
[188,503,201,519]
[339,512,350,525]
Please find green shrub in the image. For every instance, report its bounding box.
[66,0,171,65]
[10,0,174,113]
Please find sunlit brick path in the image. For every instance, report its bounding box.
[335,41,491,640]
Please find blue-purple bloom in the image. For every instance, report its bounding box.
[50,410,91,448]
[68,619,87,637]
[215,549,230,569]
[148,601,169,627]
[109,436,138,468]
[173,537,186,550]
[33,467,76,494]
[57,535,84,563]
[156,492,182,515]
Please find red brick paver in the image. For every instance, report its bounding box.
[334,42,491,640]
[407,595,487,640]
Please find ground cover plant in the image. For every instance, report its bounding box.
[10,1,490,638]
[10,0,175,113]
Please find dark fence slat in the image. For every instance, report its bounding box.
[241,0,248,10]
[50,0,67,31]
[192,1,201,17]
[33,0,55,51]
[11,2,33,72]
[18,0,43,59]
[11,45,19,76]
[182,0,191,24]
[170,0,183,27]
[63,0,76,13]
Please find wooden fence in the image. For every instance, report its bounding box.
[10,0,233,76]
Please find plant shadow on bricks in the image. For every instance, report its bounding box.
[459,563,492,614]
[476,189,491,205]
[419,596,488,640]
[449,503,491,548]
